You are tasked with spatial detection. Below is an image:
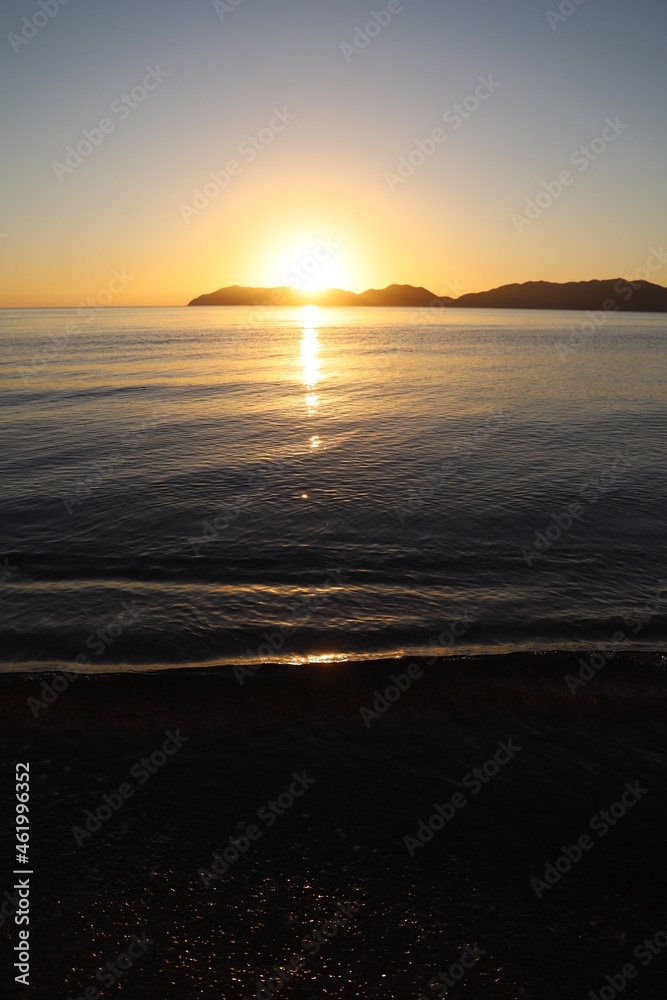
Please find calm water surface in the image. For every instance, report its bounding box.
[1,305,666,670]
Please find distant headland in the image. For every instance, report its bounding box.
[188,283,443,308]
[188,279,667,312]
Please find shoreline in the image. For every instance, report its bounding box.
[3,651,666,731]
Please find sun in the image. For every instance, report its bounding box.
[271,237,349,292]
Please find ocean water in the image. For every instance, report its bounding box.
[1,305,666,671]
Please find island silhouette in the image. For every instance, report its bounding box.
[188,278,667,311]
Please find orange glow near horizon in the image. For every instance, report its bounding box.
[2,163,661,307]
[2,175,664,307]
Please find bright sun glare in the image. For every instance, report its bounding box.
[272,238,348,292]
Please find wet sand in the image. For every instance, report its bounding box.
[1,655,666,998]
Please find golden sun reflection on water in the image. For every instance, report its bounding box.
[300,329,319,413]
[287,652,350,665]
[300,305,321,423]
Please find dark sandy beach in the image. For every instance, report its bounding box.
[1,655,666,999]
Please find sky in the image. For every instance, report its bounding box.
[1,0,666,306]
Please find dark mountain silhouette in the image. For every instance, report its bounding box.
[453,278,667,311]
[188,279,667,311]
[188,284,451,307]
[356,284,450,307]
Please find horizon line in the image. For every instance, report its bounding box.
[3,274,666,310]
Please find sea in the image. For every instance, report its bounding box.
[1,304,666,673]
